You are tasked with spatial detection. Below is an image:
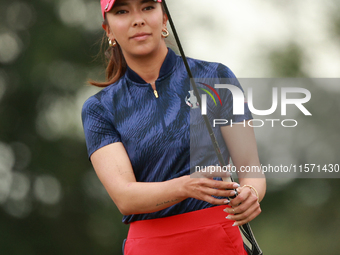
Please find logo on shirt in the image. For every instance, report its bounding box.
[197,82,223,106]
[185,82,223,109]
[185,91,199,109]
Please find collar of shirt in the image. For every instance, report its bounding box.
[125,48,177,84]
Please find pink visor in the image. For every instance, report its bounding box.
[101,0,115,19]
[101,0,162,19]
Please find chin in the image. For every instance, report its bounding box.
[130,44,162,57]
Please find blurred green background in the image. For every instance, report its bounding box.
[0,0,339,254]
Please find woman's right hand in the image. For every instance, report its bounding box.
[181,166,240,205]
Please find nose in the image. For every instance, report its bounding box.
[133,19,145,27]
[132,12,145,27]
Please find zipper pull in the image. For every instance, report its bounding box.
[150,82,158,98]
[154,90,159,98]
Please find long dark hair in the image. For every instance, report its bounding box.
[89,4,167,88]
[89,19,127,87]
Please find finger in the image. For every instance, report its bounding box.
[210,179,240,191]
[199,185,238,198]
[227,202,260,222]
[228,187,255,207]
[194,177,240,192]
[233,205,262,226]
[235,194,258,214]
[226,201,261,226]
[224,190,258,216]
[201,194,231,205]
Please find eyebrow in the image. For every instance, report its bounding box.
[113,0,155,8]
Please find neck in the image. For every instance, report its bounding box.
[123,45,168,84]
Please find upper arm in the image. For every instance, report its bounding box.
[90,142,136,207]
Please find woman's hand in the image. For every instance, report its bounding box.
[223,185,261,226]
[182,166,240,205]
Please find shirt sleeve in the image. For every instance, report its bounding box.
[81,95,121,159]
[216,64,253,125]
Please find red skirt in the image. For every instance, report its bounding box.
[124,205,248,255]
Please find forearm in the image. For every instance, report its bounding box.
[91,144,238,217]
[112,176,187,215]
[92,143,239,217]
[110,173,239,216]
[220,124,266,201]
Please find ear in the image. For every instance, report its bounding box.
[102,23,112,39]
[162,13,168,27]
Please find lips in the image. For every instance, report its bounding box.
[130,32,151,41]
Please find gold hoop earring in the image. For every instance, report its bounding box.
[108,39,117,47]
[161,28,169,38]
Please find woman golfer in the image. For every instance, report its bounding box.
[82,0,266,254]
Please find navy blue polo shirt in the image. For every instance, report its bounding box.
[82,48,252,224]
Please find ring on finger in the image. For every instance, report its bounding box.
[232,208,236,214]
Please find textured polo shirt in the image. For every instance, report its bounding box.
[82,48,252,223]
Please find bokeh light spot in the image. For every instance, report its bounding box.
[8,172,30,201]
[58,0,87,27]
[6,2,36,31]
[3,198,32,219]
[33,175,62,205]
[0,32,22,64]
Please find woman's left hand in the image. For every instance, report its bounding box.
[223,185,261,226]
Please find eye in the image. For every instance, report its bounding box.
[115,9,128,15]
[143,6,155,11]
